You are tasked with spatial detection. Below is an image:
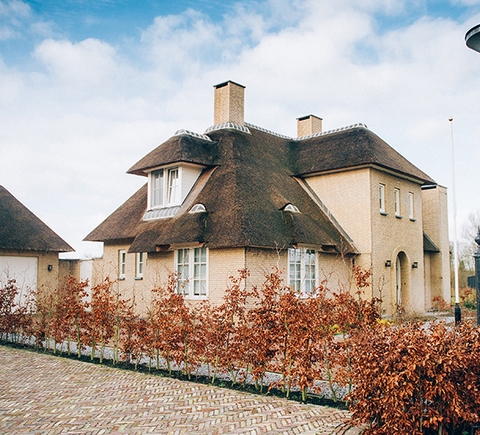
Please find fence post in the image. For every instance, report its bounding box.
[474,226,480,326]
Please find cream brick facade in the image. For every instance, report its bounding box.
[304,167,440,315]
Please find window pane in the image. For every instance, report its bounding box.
[176,248,189,294]
[152,170,164,207]
[168,168,180,205]
[288,248,301,292]
[379,184,385,212]
[409,192,414,219]
[193,248,207,296]
[394,188,400,215]
[304,249,316,294]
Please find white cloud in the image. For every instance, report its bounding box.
[1,0,480,256]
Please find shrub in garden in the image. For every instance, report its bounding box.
[0,279,34,342]
[348,321,480,435]
[49,276,90,356]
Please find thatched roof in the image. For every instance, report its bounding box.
[0,186,73,253]
[85,123,436,254]
[295,126,435,184]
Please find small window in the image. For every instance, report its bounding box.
[394,188,401,217]
[408,192,415,220]
[135,252,145,279]
[119,250,126,279]
[379,184,386,214]
[284,204,300,213]
[189,203,206,214]
[288,248,316,294]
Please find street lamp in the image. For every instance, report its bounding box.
[474,227,480,326]
[466,24,480,53]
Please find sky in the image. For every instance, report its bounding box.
[1,0,480,259]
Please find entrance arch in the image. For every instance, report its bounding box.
[395,251,409,310]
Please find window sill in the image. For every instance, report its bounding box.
[118,277,125,281]
[380,211,388,216]
[395,214,403,219]
[409,218,416,222]
[183,295,208,300]
[134,277,143,281]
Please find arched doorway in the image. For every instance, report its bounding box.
[395,251,409,310]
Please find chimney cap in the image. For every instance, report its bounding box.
[297,114,323,121]
[214,80,246,89]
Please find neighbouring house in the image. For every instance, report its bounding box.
[85,81,450,316]
[0,185,74,305]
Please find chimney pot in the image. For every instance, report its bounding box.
[297,114,323,137]
[214,81,245,125]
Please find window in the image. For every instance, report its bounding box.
[150,167,181,208]
[394,188,401,217]
[379,184,386,214]
[288,248,316,294]
[151,170,164,207]
[408,192,415,220]
[176,247,208,297]
[135,252,145,279]
[119,250,126,279]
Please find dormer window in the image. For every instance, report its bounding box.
[150,167,181,208]
[145,163,205,221]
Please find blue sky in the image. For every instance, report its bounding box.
[1,0,480,258]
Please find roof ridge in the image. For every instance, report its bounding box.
[245,122,369,140]
[205,122,251,134]
[174,129,212,141]
[295,123,369,140]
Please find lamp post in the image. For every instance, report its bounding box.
[449,118,461,324]
[474,226,480,326]
[465,28,480,325]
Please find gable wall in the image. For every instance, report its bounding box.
[304,167,428,315]
[369,170,425,314]
[421,185,451,306]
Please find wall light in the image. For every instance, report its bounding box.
[47,265,53,272]
[385,260,392,268]
[412,262,418,269]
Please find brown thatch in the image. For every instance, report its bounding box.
[0,186,73,252]
[85,123,437,254]
[127,134,218,176]
[294,126,435,184]
[84,184,147,242]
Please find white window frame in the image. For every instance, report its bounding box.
[149,166,182,208]
[408,192,415,220]
[379,184,386,214]
[175,247,208,298]
[394,188,401,217]
[288,248,317,294]
[119,250,126,280]
[135,252,145,279]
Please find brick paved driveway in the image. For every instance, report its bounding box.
[0,346,361,435]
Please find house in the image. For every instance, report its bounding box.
[0,185,74,305]
[85,81,450,315]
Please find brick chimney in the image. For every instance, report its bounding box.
[213,81,245,125]
[297,115,323,137]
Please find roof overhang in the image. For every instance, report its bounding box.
[301,163,434,186]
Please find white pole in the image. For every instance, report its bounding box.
[449,117,461,322]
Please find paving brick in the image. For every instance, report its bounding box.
[0,346,361,435]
